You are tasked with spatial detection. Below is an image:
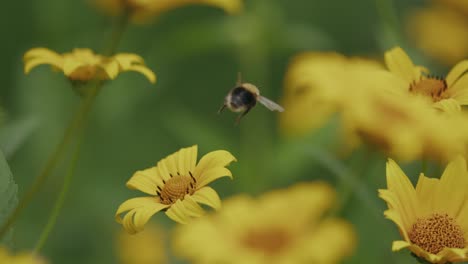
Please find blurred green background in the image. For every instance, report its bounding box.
[0,0,448,263]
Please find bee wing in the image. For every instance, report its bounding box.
[258,95,284,112]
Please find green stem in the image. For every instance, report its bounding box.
[34,133,84,253]
[0,89,97,239]
[0,11,129,239]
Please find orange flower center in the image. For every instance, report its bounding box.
[409,77,448,102]
[69,66,100,81]
[158,173,197,205]
[242,228,292,256]
[409,213,465,254]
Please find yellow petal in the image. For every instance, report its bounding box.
[415,173,439,215]
[114,53,156,83]
[126,168,160,195]
[157,146,198,178]
[196,167,232,188]
[178,145,198,176]
[165,200,190,224]
[62,58,85,76]
[191,186,221,210]
[115,197,162,221]
[149,0,243,16]
[123,64,157,83]
[435,156,468,218]
[181,195,205,217]
[23,48,64,74]
[194,150,236,180]
[100,60,120,80]
[381,207,410,241]
[392,240,411,251]
[438,247,468,263]
[433,98,462,113]
[23,47,61,60]
[385,159,418,225]
[450,74,468,105]
[384,47,420,83]
[132,203,169,232]
[446,60,468,87]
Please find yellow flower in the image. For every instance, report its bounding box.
[116,223,168,264]
[93,0,242,22]
[23,48,156,83]
[173,182,356,264]
[115,145,236,233]
[0,247,46,264]
[437,0,468,16]
[379,157,468,263]
[384,46,468,108]
[279,52,382,137]
[340,80,468,162]
[406,4,468,66]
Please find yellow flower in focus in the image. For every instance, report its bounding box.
[93,0,242,22]
[116,224,167,264]
[407,4,468,66]
[379,157,468,263]
[173,182,356,264]
[384,47,468,108]
[280,52,382,137]
[0,247,46,264]
[24,47,156,83]
[115,145,236,233]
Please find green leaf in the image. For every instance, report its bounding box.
[0,150,18,245]
[0,117,37,158]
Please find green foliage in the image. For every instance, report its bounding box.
[0,150,18,245]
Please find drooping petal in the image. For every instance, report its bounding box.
[24,57,63,74]
[23,47,64,74]
[196,167,232,188]
[384,47,420,83]
[114,53,156,83]
[446,60,468,87]
[191,186,221,210]
[385,159,418,224]
[116,197,167,221]
[450,74,468,105]
[194,150,236,180]
[439,247,468,263]
[433,98,462,113]
[435,156,468,218]
[132,203,169,232]
[165,199,190,224]
[126,167,160,195]
[180,195,205,217]
[148,0,243,16]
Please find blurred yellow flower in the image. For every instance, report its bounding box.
[0,247,46,264]
[279,52,382,137]
[407,4,468,65]
[379,157,468,263]
[115,145,236,233]
[340,78,468,162]
[437,0,468,16]
[173,182,356,264]
[116,224,167,264]
[94,0,242,22]
[384,47,468,108]
[24,48,156,83]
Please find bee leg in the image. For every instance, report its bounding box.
[218,104,226,114]
[235,107,252,125]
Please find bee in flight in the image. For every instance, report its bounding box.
[218,73,285,124]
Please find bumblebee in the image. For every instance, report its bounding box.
[219,74,284,123]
